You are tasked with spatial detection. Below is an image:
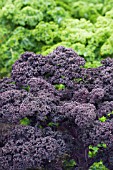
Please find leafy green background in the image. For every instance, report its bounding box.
[0,0,113,77]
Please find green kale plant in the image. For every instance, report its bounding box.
[20,117,30,126]
[89,160,109,170]
[88,143,107,158]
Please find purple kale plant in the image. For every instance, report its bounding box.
[0,46,113,170]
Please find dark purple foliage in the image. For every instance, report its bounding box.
[0,90,28,123]
[0,46,113,170]
[0,125,67,170]
[59,102,96,128]
[0,78,17,93]
[11,46,85,88]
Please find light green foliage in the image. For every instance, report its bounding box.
[100,34,113,56]
[54,84,65,90]
[73,78,83,83]
[14,7,43,26]
[32,22,59,45]
[107,111,113,117]
[0,0,113,77]
[88,143,107,158]
[20,117,30,125]
[102,0,113,15]
[89,160,108,170]
[71,1,102,23]
[9,81,16,85]
[46,6,70,24]
[98,111,113,122]
[48,122,59,127]
[63,159,76,170]
[99,116,107,122]
[84,61,102,68]
[22,85,30,92]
